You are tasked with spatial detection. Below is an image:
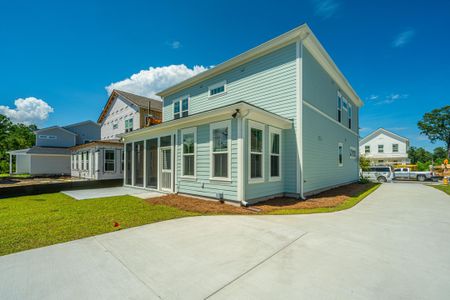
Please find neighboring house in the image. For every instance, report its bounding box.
[98,89,162,141]
[69,90,162,180]
[359,128,410,165]
[121,24,363,205]
[8,121,100,175]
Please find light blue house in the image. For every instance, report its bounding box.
[121,24,363,205]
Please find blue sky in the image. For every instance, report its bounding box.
[0,0,449,150]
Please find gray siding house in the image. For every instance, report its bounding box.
[121,24,363,204]
[8,121,100,176]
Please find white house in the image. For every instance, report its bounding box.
[69,90,162,180]
[359,128,410,165]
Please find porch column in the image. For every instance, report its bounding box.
[9,154,12,175]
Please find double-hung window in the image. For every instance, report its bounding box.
[174,96,189,119]
[337,92,342,122]
[249,121,265,183]
[210,121,230,180]
[208,81,226,97]
[181,128,196,177]
[378,145,384,153]
[269,127,281,181]
[125,118,133,133]
[365,145,370,154]
[104,150,115,172]
[392,144,399,153]
[338,143,343,166]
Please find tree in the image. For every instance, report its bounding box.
[408,146,432,164]
[417,105,450,158]
[433,147,448,163]
[0,114,36,173]
[359,155,370,171]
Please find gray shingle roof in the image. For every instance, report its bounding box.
[115,90,162,111]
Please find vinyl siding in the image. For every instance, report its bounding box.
[176,119,238,201]
[65,123,100,145]
[35,127,76,148]
[302,47,358,134]
[30,155,71,175]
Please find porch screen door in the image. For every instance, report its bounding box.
[160,135,172,191]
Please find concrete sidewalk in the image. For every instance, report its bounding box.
[1,183,449,299]
[62,186,163,200]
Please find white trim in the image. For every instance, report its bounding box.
[248,120,265,184]
[237,117,244,202]
[208,80,227,98]
[210,120,232,181]
[338,143,344,167]
[269,126,282,182]
[180,127,197,180]
[303,100,358,137]
[347,103,352,129]
[296,39,304,197]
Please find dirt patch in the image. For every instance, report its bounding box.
[0,176,84,188]
[147,194,254,214]
[146,183,376,214]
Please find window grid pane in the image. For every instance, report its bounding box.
[213,128,228,152]
[213,153,228,177]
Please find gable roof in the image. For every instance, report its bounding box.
[156,23,363,107]
[97,89,162,124]
[360,128,409,145]
[35,125,77,136]
[63,120,100,129]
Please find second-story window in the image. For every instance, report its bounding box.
[112,123,118,130]
[125,118,133,133]
[348,105,352,129]
[392,144,399,153]
[378,145,384,153]
[208,81,226,97]
[174,96,189,119]
[365,145,370,153]
[337,92,342,122]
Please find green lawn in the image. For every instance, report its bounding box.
[0,193,197,256]
[433,184,450,195]
[268,183,381,215]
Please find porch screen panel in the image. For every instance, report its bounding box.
[134,141,144,187]
[146,138,158,188]
[125,143,132,185]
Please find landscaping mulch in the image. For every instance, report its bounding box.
[147,195,254,214]
[146,183,376,214]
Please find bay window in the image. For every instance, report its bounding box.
[210,121,230,180]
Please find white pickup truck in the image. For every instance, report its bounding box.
[393,168,434,182]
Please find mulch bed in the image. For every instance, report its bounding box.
[146,183,375,214]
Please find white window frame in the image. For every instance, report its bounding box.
[38,135,57,140]
[350,146,357,159]
[337,91,342,123]
[173,95,190,119]
[210,120,231,181]
[378,144,384,153]
[208,80,227,98]
[338,143,344,167]
[365,145,370,154]
[269,126,282,182]
[104,149,116,172]
[342,97,348,111]
[125,118,133,133]
[180,127,197,179]
[248,120,265,184]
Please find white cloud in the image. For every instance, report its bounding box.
[368,94,379,100]
[169,41,181,49]
[0,97,54,125]
[360,127,371,132]
[369,93,408,105]
[106,64,208,99]
[312,0,340,19]
[392,29,415,48]
[388,127,408,131]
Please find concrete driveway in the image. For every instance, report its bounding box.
[1,183,449,299]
